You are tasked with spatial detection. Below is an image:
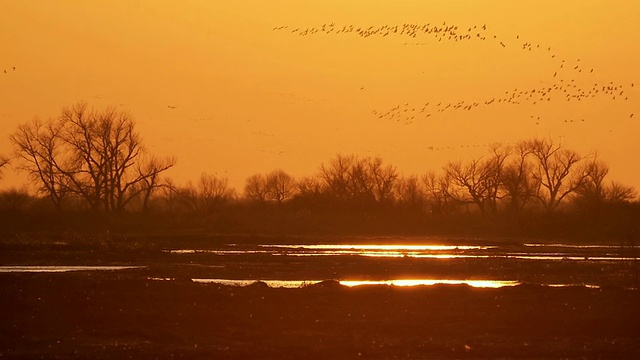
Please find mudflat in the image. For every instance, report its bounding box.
[1,234,639,359]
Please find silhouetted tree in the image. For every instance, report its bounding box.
[501,142,535,213]
[444,145,508,215]
[197,174,235,210]
[573,158,609,212]
[319,154,397,207]
[150,177,180,213]
[10,118,69,209]
[606,182,637,203]
[0,155,9,180]
[396,175,424,212]
[297,176,323,197]
[526,137,588,213]
[293,176,325,210]
[265,170,296,204]
[136,155,176,212]
[422,171,456,216]
[368,157,399,204]
[179,174,235,213]
[244,174,269,203]
[319,154,357,202]
[10,103,175,212]
[0,187,31,211]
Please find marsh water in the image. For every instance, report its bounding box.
[167,242,636,262]
[0,266,143,273]
[3,239,637,288]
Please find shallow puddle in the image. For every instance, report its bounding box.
[0,266,143,273]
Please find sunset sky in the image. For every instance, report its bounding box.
[1,0,638,192]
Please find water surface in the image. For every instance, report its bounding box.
[156,278,605,289]
[0,266,143,273]
[166,242,636,262]
[185,278,521,288]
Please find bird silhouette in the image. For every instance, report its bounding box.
[275,21,636,126]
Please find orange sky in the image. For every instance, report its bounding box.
[1,0,638,192]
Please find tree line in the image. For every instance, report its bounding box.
[0,103,638,237]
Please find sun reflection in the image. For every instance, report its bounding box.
[187,278,521,288]
[545,283,602,289]
[524,243,623,249]
[164,243,636,262]
[166,249,631,261]
[339,279,520,288]
[262,244,494,251]
[191,279,316,288]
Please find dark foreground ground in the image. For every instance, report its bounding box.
[1,234,640,359]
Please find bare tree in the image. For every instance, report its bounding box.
[157,177,180,213]
[319,154,356,201]
[606,182,637,203]
[484,144,510,212]
[319,154,397,206]
[266,170,296,204]
[526,137,588,213]
[368,157,399,203]
[396,175,424,210]
[180,173,235,213]
[10,118,68,209]
[136,155,177,212]
[58,103,144,211]
[0,187,31,211]
[422,171,456,216]
[501,142,535,212]
[297,176,323,197]
[348,157,375,202]
[0,155,9,179]
[444,146,508,215]
[244,174,269,203]
[11,103,174,212]
[573,158,609,211]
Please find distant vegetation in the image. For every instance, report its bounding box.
[0,103,638,242]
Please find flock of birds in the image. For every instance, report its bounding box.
[273,22,636,127]
[373,80,634,125]
[273,22,492,42]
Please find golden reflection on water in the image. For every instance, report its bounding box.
[189,278,521,288]
[545,283,602,289]
[524,243,623,249]
[167,249,631,261]
[263,244,494,251]
[339,279,521,288]
[192,279,316,288]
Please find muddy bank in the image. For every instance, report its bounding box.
[1,272,640,359]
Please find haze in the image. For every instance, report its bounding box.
[1,0,638,191]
